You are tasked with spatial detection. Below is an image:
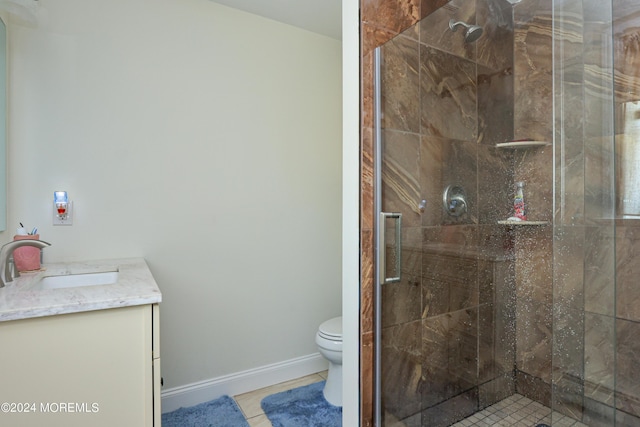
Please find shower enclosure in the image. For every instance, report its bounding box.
[366,0,640,425]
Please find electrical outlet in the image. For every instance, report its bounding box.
[53,201,73,225]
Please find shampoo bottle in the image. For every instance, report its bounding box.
[514,181,527,220]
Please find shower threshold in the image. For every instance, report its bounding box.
[451,394,588,427]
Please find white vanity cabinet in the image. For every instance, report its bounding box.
[0,303,161,427]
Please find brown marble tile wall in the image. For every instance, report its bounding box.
[418,246,515,426]
[361,1,466,424]
[548,0,589,421]
[550,0,640,425]
[552,0,616,421]
[614,25,640,427]
[361,42,376,426]
[616,319,640,418]
[360,0,424,422]
[552,227,587,418]
[584,226,615,317]
[514,226,553,402]
[614,9,640,418]
[616,225,640,322]
[479,300,517,407]
[380,319,422,420]
[613,223,640,424]
[584,0,616,224]
[511,0,555,406]
[421,312,480,424]
[584,312,615,407]
[362,0,518,424]
[363,1,640,426]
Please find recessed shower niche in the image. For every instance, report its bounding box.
[495,141,551,226]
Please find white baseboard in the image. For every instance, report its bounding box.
[161,353,328,413]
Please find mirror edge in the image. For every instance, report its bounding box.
[0,12,6,232]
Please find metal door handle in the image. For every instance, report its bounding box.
[378,212,402,285]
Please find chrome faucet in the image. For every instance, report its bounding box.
[0,239,51,288]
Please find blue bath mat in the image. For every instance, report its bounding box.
[261,380,342,426]
[162,395,249,427]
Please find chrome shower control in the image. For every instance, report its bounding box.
[443,185,467,217]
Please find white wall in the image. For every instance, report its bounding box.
[6,0,342,391]
[341,0,360,424]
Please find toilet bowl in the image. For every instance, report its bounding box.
[316,316,342,406]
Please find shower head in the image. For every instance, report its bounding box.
[449,19,484,43]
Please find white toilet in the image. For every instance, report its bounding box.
[315,316,343,407]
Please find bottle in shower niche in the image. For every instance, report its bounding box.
[513,181,527,220]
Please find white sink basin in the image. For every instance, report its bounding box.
[35,271,119,290]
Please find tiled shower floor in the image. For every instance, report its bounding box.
[452,394,588,427]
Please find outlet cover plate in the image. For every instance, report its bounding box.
[53,201,73,226]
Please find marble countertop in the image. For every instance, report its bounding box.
[0,258,162,322]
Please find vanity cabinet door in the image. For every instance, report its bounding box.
[0,304,157,427]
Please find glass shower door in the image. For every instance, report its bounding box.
[374,0,640,427]
[374,1,518,425]
[550,0,618,425]
[372,0,638,425]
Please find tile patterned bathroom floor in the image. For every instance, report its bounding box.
[234,379,588,427]
[452,394,588,427]
[233,371,327,427]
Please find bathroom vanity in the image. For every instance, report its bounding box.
[0,258,162,427]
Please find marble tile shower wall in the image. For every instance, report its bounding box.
[613,2,640,423]
[550,0,601,424]
[377,1,519,426]
[360,0,525,425]
[548,0,640,425]
[362,0,640,426]
[511,0,554,408]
